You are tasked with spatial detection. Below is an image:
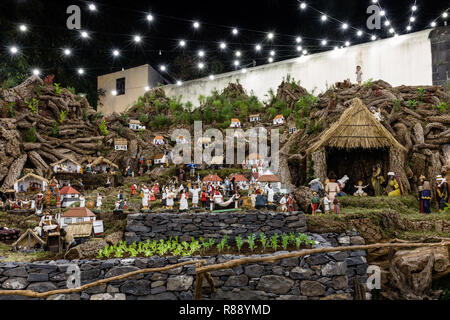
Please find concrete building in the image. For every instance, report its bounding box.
[97,64,169,115]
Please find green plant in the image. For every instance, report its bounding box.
[67,86,76,95]
[417,87,425,101]
[259,233,267,251]
[247,234,257,252]
[51,121,59,137]
[25,98,39,114]
[23,127,37,142]
[434,102,448,113]
[270,234,279,251]
[138,113,149,124]
[281,234,290,250]
[54,83,62,94]
[217,235,229,253]
[393,99,402,112]
[407,99,418,109]
[364,78,374,88]
[235,235,244,253]
[59,110,67,124]
[98,120,109,136]
[7,101,15,117]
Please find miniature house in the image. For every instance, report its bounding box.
[129,119,146,131]
[14,174,48,194]
[61,207,96,226]
[230,118,241,128]
[11,229,45,252]
[153,136,165,145]
[51,158,82,174]
[203,174,223,186]
[59,185,81,208]
[305,98,408,191]
[114,138,128,151]
[229,174,250,190]
[89,157,119,173]
[249,114,261,123]
[154,154,167,165]
[258,173,282,192]
[273,114,285,126]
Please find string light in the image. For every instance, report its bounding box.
[159,65,167,72]
[176,80,183,86]
[112,49,120,57]
[295,37,302,43]
[267,32,274,40]
[380,10,385,16]
[371,35,377,41]
[341,23,348,30]
[443,12,448,19]
[9,46,19,54]
[235,51,242,57]
[296,46,303,52]
[77,68,85,75]
[232,28,239,35]
[410,16,416,22]
[209,75,215,80]
[219,42,227,49]
[32,68,40,76]
[412,5,417,12]
[321,14,327,22]
[233,60,240,66]
[321,39,327,46]
[147,14,154,22]
[19,24,27,32]
[300,2,307,10]
[88,3,97,11]
[406,25,412,31]
[431,21,437,27]
[198,62,205,69]
[356,30,363,37]
[269,50,276,56]
[198,50,205,57]
[268,57,274,63]
[178,40,186,47]
[255,44,262,51]
[134,35,142,43]
[80,31,89,39]
[384,20,390,26]
[63,48,72,56]
[193,21,200,29]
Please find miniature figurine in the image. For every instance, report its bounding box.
[333,197,341,215]
[372,164,385,196]
[250,192,257,208]
[190,185,201,208]
[79,194,86,207]
[355,65,363,85]
[438,176,449,213]
[337,175,349,196]
[141,185,150,210]
[387,172,404,197]
[167,188,175,210]
[310,192,320,216]
[325,172,340,210]
[279,194,287,213]
[266,184,275,204]
[354,181,369,197]
[323,193,331,215]
[96,193,102,209]
[309,178,324,196]
[179,192,189,211]
[418,175,432,214]
[130,182,137,196]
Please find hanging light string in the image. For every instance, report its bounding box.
[406,0,418,32]
[429,7,450,27]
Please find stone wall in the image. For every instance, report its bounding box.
[125,211,307,244]
[0,231,368,300]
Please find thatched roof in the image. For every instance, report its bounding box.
[15,173,49,184]
[90,157,119,169]
[65,223,93,242]
[50,157,81,167]
[12,229,45,249]
[306,98,406,153]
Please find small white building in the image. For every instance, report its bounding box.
[89,157,119,173]
[14,174,48,194]
[249,114,261,122]
[153,136,165,145]
[114,138,128,151]
[230,118,241,128]
[61,207,96,225]
[154,154,167,165]
[229,174,250,190]
[59,185,81,208]
[258,172,282,192]
[129,119,146,131]
[273,114,285,126]
[51,158,82,174]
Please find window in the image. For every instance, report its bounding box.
[116,78,125,95]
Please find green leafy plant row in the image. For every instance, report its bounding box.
[97,233,316,259]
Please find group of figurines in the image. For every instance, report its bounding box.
[308,165,449,215]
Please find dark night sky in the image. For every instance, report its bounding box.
[0,0,448,103]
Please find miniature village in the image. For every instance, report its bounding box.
[0,73,449,300]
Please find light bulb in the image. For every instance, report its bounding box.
[431,21,437,27]
[78,68,85,75]
[268,57,274,63]
[406,25,412,31]
[443,12,448,19]
[147,14,154,21]
[255,44,262,51]
[9,46,19,54]
[134,35,142,43]
[357,30,363,37]
[19,24,27,32]
[296,46,303,52]
[63,48,72,56]
[160,65,166,71]
[384,20,390,26]
[267,32,274,40]
[345,41,350,47]
[144,86,150,91]
[179,40,186,47]
[371,35,377,41]
[81,31,89,38]
[321,40,327,46]
[270,50,275,56]
[300,2,307,9]
[342,23,348,30]
[410,17,415,22]
[88,3,96,11]
[380,10,385,16]
[177,81,183,86]
[296,37,302,43]
[198,50,205,57]
[321,15,327,21]
[412,5,417,11]
[193,21,200,29]
[32,69,40,76]
[112,49,120,57]
[219,42,227,49]
[235,51,241,57]
[232,28,238,35]
[198,62,205,69]
[209,75,215,80]
[234,60,240,66]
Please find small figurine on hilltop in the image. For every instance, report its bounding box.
[310,191,320,216]
[353,180,369,197]
[418,175,432,214]
[323,193,331,215]
[279,194,287,213]
[387,172,404,197]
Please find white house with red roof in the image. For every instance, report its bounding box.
[273,114,285,126]
[60,185,81,208]
[61,207,96,226]
[153,136,165,145]
[230,118,241,128]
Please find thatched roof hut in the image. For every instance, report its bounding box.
[90,157,119,169]
[305,98,409,192]
[12,229,45,251]
[306,98,406,153]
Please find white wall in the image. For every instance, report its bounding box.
[163,29,433,107]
